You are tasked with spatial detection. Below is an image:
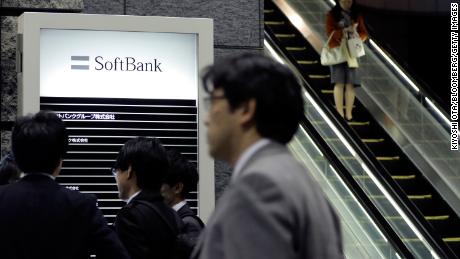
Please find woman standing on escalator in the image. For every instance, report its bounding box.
[326,0,368,121]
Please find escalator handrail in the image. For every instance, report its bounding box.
[264,26,457,259]
[363,29,449,121]
[298,116,415,259]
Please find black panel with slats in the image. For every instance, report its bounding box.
[41,96,199,225]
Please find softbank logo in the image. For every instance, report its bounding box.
[70,56,163,72]
[71,56,90,70]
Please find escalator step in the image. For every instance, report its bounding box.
[360,195,433,202]
[286,46,306,51]
[297,61,328,74]
[274,33,296,38]
[376,156,400,161]
[307,77,330,88]
[396,177,434,196]
[362,138,384,143]
[350,125,385,139]
[393,175,416,180]
[320,137,385,145]
[307,74,330,79]
[268,25,297,34]
[297,60,318,64]
[429,216,460,238]
[265,21,285,25]
[273,36,307,47]
[348,121,371,126]
[377,159,417,175]
[365,140,401,158]
[352,175,415,180]
[410,196,445,215]
[385,215,450,221]
[424,215,450,220]
[408,194,433,200]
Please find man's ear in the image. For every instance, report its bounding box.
[239,98,257,127]
[127,165,134,179]
[52,159,63,177]
[173,183,184,195]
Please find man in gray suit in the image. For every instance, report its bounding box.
[193,53,344,259]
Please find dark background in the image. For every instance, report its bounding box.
[360,3,451,112]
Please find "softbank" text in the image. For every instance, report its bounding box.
[94,56,163,72]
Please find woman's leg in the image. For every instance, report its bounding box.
[333,84,345,117]
[345,83,355,120]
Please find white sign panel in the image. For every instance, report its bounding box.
[40,29,197,100]
[19,13,214,223]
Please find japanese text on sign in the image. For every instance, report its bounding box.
[56,113,116,120]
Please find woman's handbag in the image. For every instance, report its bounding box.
[320,31,349,66]
[346,30,365,59]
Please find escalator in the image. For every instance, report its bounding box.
[290,114,415,259]
[264,0,460,257]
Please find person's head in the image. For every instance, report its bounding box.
[12,111,68,175]
[0,153,21,185]
[161,149,199,207]
[337,0,353,11]
[202,53,304,163]
[113,137,169,200]
[332,0,359,20]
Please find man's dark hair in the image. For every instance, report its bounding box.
[114,137,168,191]
[202,53,304,144]
[12,111,68,174]
[164,149,198,199]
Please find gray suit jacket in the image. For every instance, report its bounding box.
[193,141,344,259]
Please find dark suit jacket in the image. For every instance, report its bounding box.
[177,203,204,243]
[114,190,179,259]
[0,173,130,259]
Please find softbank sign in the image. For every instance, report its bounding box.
[40,29,197,99]
[70,56,163,72]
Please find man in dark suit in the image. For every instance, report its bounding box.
[161,149,204,246]
[0,111,130,259]
[113,137,180,259]
[192,53,344,259]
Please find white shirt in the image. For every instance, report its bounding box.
[126,190,141,204]
[172,200,187,212]
[22,172,55,180]
[232,138,271,182]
